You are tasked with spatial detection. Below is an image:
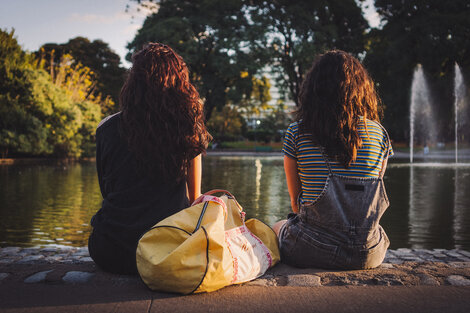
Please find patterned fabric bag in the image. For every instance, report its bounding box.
[136,189,280,294]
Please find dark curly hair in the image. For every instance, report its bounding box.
[297,50,382,167]
[120,43,211,182]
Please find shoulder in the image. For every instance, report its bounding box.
[96,112,121,134]
[286,121,300,134]
[362,118,388,137]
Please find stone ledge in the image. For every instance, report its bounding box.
[1,247,469,288]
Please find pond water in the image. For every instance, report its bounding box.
[1,156,470,250]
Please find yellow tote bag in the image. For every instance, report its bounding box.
[136,190,280,294]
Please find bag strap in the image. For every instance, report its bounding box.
[192,202,209,234]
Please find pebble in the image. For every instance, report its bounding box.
[287,274,321,287]
[24,270,53,283]
[446,275,470,286]
[418,274,440,286]
[245,278,277,287]
[79,257,93,263]
[449,262,470,268]
[17,255,45,264]
[379,263,394,269]
[0,247,20,255]
[62,271,95,284]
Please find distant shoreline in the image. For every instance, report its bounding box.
[2,149,470,165]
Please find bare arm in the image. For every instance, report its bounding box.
[187,154,202,203]
[284,155,301,213]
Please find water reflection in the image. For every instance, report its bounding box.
[1,158,470,250]
[0,163,101,247]
[201,156,290,226]
[384,163,470,249]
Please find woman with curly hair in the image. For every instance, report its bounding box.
[88,43,211,274]
[273,50,393,270]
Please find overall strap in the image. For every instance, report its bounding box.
[377,123,391,179]
[320,147,333,175]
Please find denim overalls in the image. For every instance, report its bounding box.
[280,145,390,270]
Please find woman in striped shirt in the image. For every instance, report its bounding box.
[273,50,393,269]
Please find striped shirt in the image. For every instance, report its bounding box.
[282,118,393,203]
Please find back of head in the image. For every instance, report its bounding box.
[120,43,211,181]
[297,50,381,167]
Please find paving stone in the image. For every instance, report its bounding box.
[445,251,463,258]
[433,253,447,258]
[53,254,69,259]
[458,250,470,258]
[0,273,9,281]
[286,274,321,287]
[44,256,64,263]
[24,270,53,283]
[40,248,58,253]
[0,247,20,255]
[21,248,40,254]
[396,248,412,253]
[412,249,431,253]
[244,278,275,287]
[17,255,45,264]
[387,259,404,264]
[402,256,424,262]
[62,271,95,284]
[446,275,470,286]
[418,274,440,286]
[449,262,470,269]
[393,250,414,257]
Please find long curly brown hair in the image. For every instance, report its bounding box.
[120,43,211,182]
[297,50,382,167]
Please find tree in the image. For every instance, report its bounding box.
[206,106,246,142]
[38,37,127,113]
[0,29,102,158]
[365,0,470,142]
[249,0,369,105]
[128,0,268,120]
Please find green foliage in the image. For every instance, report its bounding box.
[128,0,268,120]
[37,37,126,114]
[365,0,470,141]
[247,104,292,143]
[0,29,102,158]
[249,0,368,105]
[206,106,246,142]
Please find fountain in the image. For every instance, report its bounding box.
[409,65,436,163]
[454,63,466,163]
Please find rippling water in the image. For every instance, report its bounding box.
[1,156,470,250]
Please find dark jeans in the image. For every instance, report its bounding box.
[88,230,138,275]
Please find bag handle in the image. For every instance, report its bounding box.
[191,190,233,226]
[202,189,236,199]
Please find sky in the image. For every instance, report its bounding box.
[0,0,150,67]
[0,0,381,68]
